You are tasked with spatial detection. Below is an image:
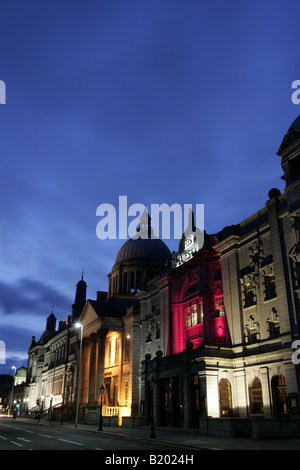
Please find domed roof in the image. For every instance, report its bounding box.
[115,236,171,265]
[15,365,27,377]
[115,205,171,264]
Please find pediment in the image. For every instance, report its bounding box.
[79,300,101,327]
[78,300,124,332]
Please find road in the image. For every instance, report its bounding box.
[0,417,198,457]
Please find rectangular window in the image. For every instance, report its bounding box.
[216,336,227,347]
[185,302,203,328]
[244,284,255,308]
[264,274,276,300]
[248,327,258,344]
[214,267,222,281]
[215,295,225,316]
[268,321,280,339]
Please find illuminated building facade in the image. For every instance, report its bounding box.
[138,116,300,433]
[25,116,300,435]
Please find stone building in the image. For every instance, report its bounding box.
[24,116,300,436]
[138,115,300,436]
[76,210,171,424]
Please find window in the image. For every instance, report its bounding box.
[264,274,276,300]
[215,295,225,316]
[214,267,222,281]
[219,378,232,417]
[216,336,227,347]
[267,308,280,339]
[251,377,263,414]
[244,282,256,308]
[248,327,258,344]
[268,320,280,339]
[185,302,203,328]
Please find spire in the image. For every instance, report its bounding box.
[46,309,56,331]
[135,205,154,239]
[71,272,87,322]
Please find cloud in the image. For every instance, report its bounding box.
[0,278,70,316]
[0,277,72,373]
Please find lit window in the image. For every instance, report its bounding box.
[244,283,256,308]
[185,302,203,328]
[215,295,225,316]
[251,377,263,414]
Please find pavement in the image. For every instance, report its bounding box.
[11,416,300,451]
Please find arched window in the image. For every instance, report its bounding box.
[219,378,232,417]
[250,377,263,414]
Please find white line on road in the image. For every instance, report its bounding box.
[17,437,32,442]
[0,435,7,440]
[95,448,103,450]
[11,441,23,447]
[59,439,82,446]
[38,433,52,438]
[24,429,34,434]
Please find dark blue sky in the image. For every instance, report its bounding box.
[0,0,299,374]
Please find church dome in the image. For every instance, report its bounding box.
[115,236,171,265]
[108,207,171,298]
[115,206,171,265]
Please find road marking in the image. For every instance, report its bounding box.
[24,429,34,434]
[0,435,7,440]
[59,439,82,446]
[11,441,23,447]
[17,437,31,442]
[38,433,52,438]
[95,448,103,450]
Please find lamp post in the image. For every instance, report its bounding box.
[75,322,83,429]
[98,385,105,431]
[9,366,16,417]
[149,377,156,438]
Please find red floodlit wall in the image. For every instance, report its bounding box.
[169,256,230,355]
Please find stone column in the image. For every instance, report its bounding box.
[88,333,98,404]
[95,329,108,403]
[260,366,272,418]
[81,337,91,404]
[205,367,219,417]
[233,367,248,417]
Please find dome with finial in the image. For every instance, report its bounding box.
[109,206,171,298]
[115,206,171,265]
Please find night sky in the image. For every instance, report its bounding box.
[0,0,299,374]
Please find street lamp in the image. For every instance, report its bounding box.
[75,322,83,429]
[98,385,105,431]
[9,366,16,417]
[149,377,156,438]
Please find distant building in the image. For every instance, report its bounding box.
[0,374,13,412]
